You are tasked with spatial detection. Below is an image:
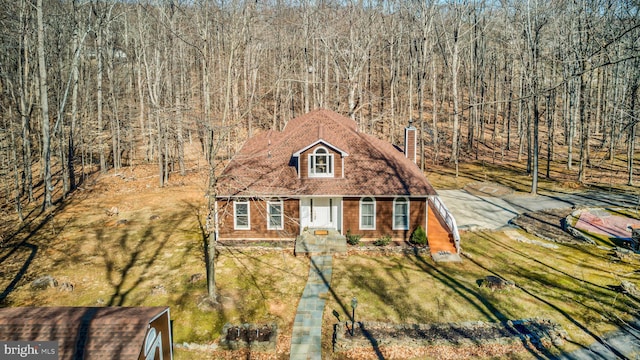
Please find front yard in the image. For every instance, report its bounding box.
[322,230,640,359]
[3,167,640,359]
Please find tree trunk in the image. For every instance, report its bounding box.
[69,23,80,192]
[97,21,107,172]
[517,71,525,162]
[546,94,554,179]
[532,95,539,195]
[177,70,186,176]
[37,0,52,210]
[451,26,460,175]
[431,59,439,164]
[9,109,24,221]
[107,58,121,170]
[156,112,164,188]
[578,72,588,183]
[19,0,33,202]
[569,79,579,171]
[629,121,636,186]
[629,81,638,186]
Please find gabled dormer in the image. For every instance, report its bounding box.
[292,140,348,179]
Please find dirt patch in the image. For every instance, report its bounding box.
[344,245,430,256]
[464,182,514,197]
[509,208,582,244]
[217,240,295,249]
[333,319,567,359]
[336,342,540,360]
[504,229,559,249]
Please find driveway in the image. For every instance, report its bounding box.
[438,189,640,231]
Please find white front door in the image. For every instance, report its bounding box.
[310,198,333,228]
[300,197,341,232]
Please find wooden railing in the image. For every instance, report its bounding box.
[429,196,461,254]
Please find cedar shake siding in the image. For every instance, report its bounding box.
[298,143,344,179]
[342,197,427,241]
[217,198,300,240]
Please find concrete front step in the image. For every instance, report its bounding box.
[295,229,347,255]
[431,251,463,262]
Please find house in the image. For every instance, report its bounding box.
[0,306,173,360]
[213,109,460,259]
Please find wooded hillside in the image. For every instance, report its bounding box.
[0,0,639,217]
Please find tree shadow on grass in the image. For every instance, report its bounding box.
[0,209,62,304]
[406,252,555,359]
[326,251,549,359]
[0,242,37,304]
[97,227,169,306]
[95,208,190,307]
[312,255,385,360]
[466,253,631,360]
[468,232,634,359]
[0,171,106,304]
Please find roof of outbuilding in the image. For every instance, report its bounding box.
[0,306,168,360]
[216,109,436,197]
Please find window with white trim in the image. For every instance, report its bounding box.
[233,199,250,230]
[359,197,376,230]
[393,197,409,230]
[309,147,334,177]
[267,200,284,230]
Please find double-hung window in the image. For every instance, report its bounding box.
[267,200,284,230]
[234,199,250,230]
[309,147,333,177]
[393,197,409,230]
[359,197,376,230]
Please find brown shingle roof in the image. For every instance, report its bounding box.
[217,109,436,197]
[0,307,168,360]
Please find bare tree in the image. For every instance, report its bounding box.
[437,1,466,176]
[522,0,549,195]
[36,0,52,209]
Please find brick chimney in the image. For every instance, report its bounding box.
[404,120,417,164]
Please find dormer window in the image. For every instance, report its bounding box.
[309,147,333,177]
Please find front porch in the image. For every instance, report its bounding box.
[295,228,347,255]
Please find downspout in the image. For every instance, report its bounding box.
[214,200,219,243]
[425,197,429,234]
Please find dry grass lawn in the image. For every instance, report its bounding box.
[0,165,308,359]
[322,230,640,359]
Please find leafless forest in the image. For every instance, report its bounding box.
[0,0,639,217]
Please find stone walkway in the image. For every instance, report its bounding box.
[290,255,333,360]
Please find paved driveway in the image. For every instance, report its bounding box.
[437,190,519,230]
[438,189,640,231]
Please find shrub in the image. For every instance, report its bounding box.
[410,225,427,246]
[373,235,392,246]
[345,230,362,246]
